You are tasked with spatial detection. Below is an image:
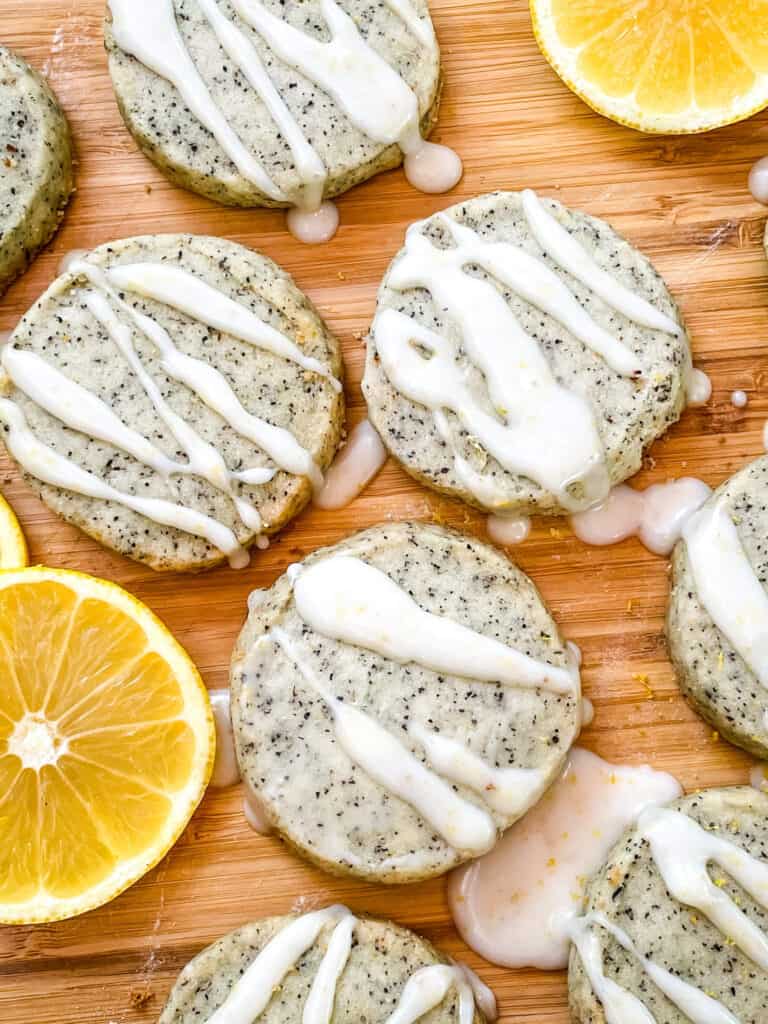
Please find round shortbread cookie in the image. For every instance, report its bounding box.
[231,520,580,883]
[364,190,691,516]
[569,787,768,1024]
[0,233,343,571]
[160,906,490,1023]
[0,45,74,295]
[105,0,442,209]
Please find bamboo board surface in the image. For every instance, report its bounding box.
[2,1,768,1021]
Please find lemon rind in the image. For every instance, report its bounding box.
[0,495,28,570]
[530,0,768,135]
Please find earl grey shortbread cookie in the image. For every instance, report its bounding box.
[569,786,768,1024]
[0,233,344,571]
[0,46,74,295]
[363,189,693,517]
[104,0,442,209]
[160,905,493,1023]
[231,520,581,883]
[667,456,768,759]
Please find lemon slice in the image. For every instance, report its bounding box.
[0,567,214,923]
[0,494,28,569]
[531,0,768,133]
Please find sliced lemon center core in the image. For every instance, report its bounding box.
[8,713,65,770]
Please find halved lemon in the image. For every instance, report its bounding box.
[0,494,27,569]
[0,567,214,923]
[531,0,768,133]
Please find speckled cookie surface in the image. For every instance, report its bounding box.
[569,787,768,1024]
[0,46,74,295]
[363,191,691,516]
[231,521,580,883]
[104,0,441,208]
[160,910,486,1023]
[667,456,768,759]
[0,234,343,572]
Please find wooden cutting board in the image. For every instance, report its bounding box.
[2,2,768,1021]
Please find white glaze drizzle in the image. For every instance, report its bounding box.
[382,0,435,46]
[373,191,683,512]
[375,307,608,513]
[209,688,241,788]
[302,912,355,1024]
[455,964,498,1023]
[594,913,739,1024]
[684,501,768,689]
[568,914,739,1024]
[108,0,285,201]
[86,288,268,530]
[569,801,768,1023]
[231,0,422,152]
[3,309,270,535]
[385,964,475,1024]
[571,478,711,556]
[74,259,324,487]
[0,254,330,563]
[313,419,387,510]
[105,262,338,387]
[521,190,681,336]
[268,626,498,855]
[448,748,681,971]
[195,0,326,212]
[422,214,645,377]
[289,554,576,693]
[199,900,483,1022]
[638,803,768,969]
[0,399,248,567]
[206,905,351,1023]
[409,722,548,817]
[580,695,595,727]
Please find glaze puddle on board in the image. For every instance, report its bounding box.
[570,478,711,555]
[486,514,531,547]
[731,389,748,408]
[448,747,682,970]
[286,201,340,244]
[751,764,768,793]
[58,248,89,275]
[243,782,273,835]
[313,419,387,510]
[686,367,712,406]
[750,157,768,205]
[403,141,464,194]
[209,689,240,788]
